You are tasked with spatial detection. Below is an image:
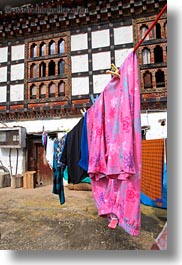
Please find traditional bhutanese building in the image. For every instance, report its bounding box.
[0,0,167,184]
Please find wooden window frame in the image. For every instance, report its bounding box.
[25,32,71,102]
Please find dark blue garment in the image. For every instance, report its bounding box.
[60,118,88,184]
[78,112,89,172]
[52,137,66,204]
[56,135,67,168]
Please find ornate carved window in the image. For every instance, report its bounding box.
[48,82,56,97]
[156,70,165,88]
[142,48,151,64]
[25,32,71,103]
[30,63,38,78]
[30,84,37,99]
[39,62,46,78]
[140,25,149,40]
[49,40,56,55]
[58,81,65,96]
[144,71,152,89]
[156,23,161,39]
[58,60,65,75]
[154,45,163,63]
[48,60,55,76]
[135,13,167,103]
[39,83,46,98]
[30,43,37,58]
[59,39,65,54]
[40,42,46,57]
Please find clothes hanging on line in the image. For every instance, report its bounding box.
[52,50,142,236]
[63,166,91,184]
[52,135,67,204]
[49,50,141,237]
[48,128,91,204]
[45,136,54,169]
[86,50,141,236]
[60,118,89,184]
[78,112,89,172]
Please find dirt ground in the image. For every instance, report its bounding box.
[0,184,167,250]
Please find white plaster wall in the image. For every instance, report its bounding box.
[91,29,110,48]
[0,86,7,102]
[0,148,25,176]
[141,112,167,139]
[71,33,88,51]
[10,84,24,101]
[71,54,88,73]
[0,66,7,82]
[114,25,133,45]
[11,63,24,81]
[3,117,81,134]
[72,76,89,95]
[93,74,111,93]
[92,51,111,71]
[11,44,25,61]
[115,48,133,67]
[0,47,8,63]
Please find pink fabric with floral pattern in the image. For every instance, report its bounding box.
[87,51,141,236]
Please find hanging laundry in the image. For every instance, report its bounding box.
[78,112,89,172]
[60,118,88,184]
[42,131,47,149]
[45,136,54,169]
[87,50,141,236]
[63,166,91,185]
[52,136,67,204]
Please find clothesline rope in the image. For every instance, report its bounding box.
[134,3,167,52]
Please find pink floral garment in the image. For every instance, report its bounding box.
[87,51,141,236]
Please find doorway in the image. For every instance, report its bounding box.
[27,135,53,185]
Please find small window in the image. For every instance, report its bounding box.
[39,62,46,78]
[30,43,37,58]
[140,25,149,40]
[30,63,38,78]
[142,48,150,64]
[48,60,55,76]
[39,83,46,98]
[48,82,56,97]
[40,42,46,56]
[49,40,56,55]
[154,45,163,63]
[156,23,161,39]
[59,39,65,54]
[58,60,65,75]
[30,84,37,99]
[58,81,65,96]
[156,70,165,88]
[144,71,152,89]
